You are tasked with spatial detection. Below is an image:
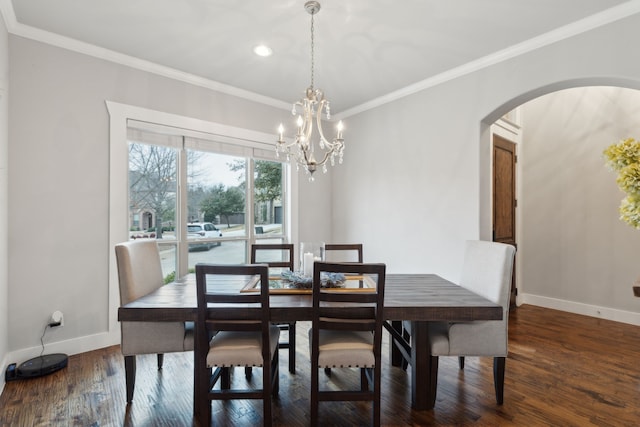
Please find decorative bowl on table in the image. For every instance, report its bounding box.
[281,270,345,289]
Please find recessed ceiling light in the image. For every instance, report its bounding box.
[253,45,273,57]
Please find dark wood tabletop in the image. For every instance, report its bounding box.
[118,273,503,323]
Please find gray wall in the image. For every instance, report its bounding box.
[520,87,640,316]
[330,13,640,321]
[6,35,328,363]
[0,13,9,393]
[3,9,640,385]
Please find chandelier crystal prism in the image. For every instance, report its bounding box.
[276,1,344,181]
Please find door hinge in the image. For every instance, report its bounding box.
[514,199,518,208]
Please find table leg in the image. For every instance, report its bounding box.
[389,320,403,366]
[193,325,202,422]
[410,320,437,410]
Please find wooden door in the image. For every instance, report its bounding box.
[493,135,517,307]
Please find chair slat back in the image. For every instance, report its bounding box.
[324,244,363,263]
[195,264,270,330]
[312,262,386,333]
[251,244,295,271]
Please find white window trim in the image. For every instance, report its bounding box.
[106,101,299,342]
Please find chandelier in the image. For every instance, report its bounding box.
[276,1,344,181]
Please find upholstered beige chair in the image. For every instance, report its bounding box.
[309,261,386,427]
[194,264,280,427]
[426,240,515,405]
[115,240,194,403]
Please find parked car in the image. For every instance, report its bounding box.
[187,222,222,251]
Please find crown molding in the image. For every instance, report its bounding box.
[2,0,640,119]
[0,0,290,111]
[0,0,15,30]
[334,0,640,120]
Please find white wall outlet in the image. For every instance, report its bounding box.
[50,310,64,327]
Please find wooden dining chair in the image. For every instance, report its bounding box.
[397,240,515,405]
[194,263,280,427]
[309,261,386,427]
[324,243,363,263]
[115,240,194,403]
[322,244,364,376]
[251,243,297,374]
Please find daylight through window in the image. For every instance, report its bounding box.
[127,122,288,282]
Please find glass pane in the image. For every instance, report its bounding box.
[252,245,289,264]
[254,237,284,244]
[254,160,284,236]
[187,150,247,240]
[128,142,177,242]
[157,243,178,283]
[188,240,247,270]
[252,243,291,275]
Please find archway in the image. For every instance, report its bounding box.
[479,80,640,326]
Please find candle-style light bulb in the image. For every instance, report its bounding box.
[296,115,304,130]
[337,120,344,139]
[278,123,284,141]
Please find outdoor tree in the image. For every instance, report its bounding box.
[128,143,177,238]
[254,161,282,219]
[128,143,202,237]
[229,159,282,224]
[200,184,245,228]
[187,184,209,223]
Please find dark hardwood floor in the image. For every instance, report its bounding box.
[1,304,639,426]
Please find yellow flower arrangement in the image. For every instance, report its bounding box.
[619,196,640,229]
[604,138,640,229]
[604,137,640,171]
[616,162,640,196]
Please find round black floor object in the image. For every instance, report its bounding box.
[17,353,68,378]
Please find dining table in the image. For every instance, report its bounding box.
[118,273,503,411]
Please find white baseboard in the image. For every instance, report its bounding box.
[519,293,640,326]
[0,353,7,395]
[1,295,637,395]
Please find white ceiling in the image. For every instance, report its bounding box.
[3,0,638,116]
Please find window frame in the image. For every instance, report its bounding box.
[127,126,289,278]
[107,101,299,341]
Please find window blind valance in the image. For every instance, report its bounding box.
[127,119,280,162]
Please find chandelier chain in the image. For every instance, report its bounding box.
[310,12,315,90]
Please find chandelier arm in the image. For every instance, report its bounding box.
[314,149,332,167]
[314,99,332,148]
[300,148,312,165]
[277,136,298,150]
[304,103,314,144]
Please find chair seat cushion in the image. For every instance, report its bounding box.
[206,324,280,367]
[427,321,450,355]
[428,320,508,356]
[309,329,375,368]
[121,321,188,356]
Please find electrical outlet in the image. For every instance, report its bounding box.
[50,311,64,327]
